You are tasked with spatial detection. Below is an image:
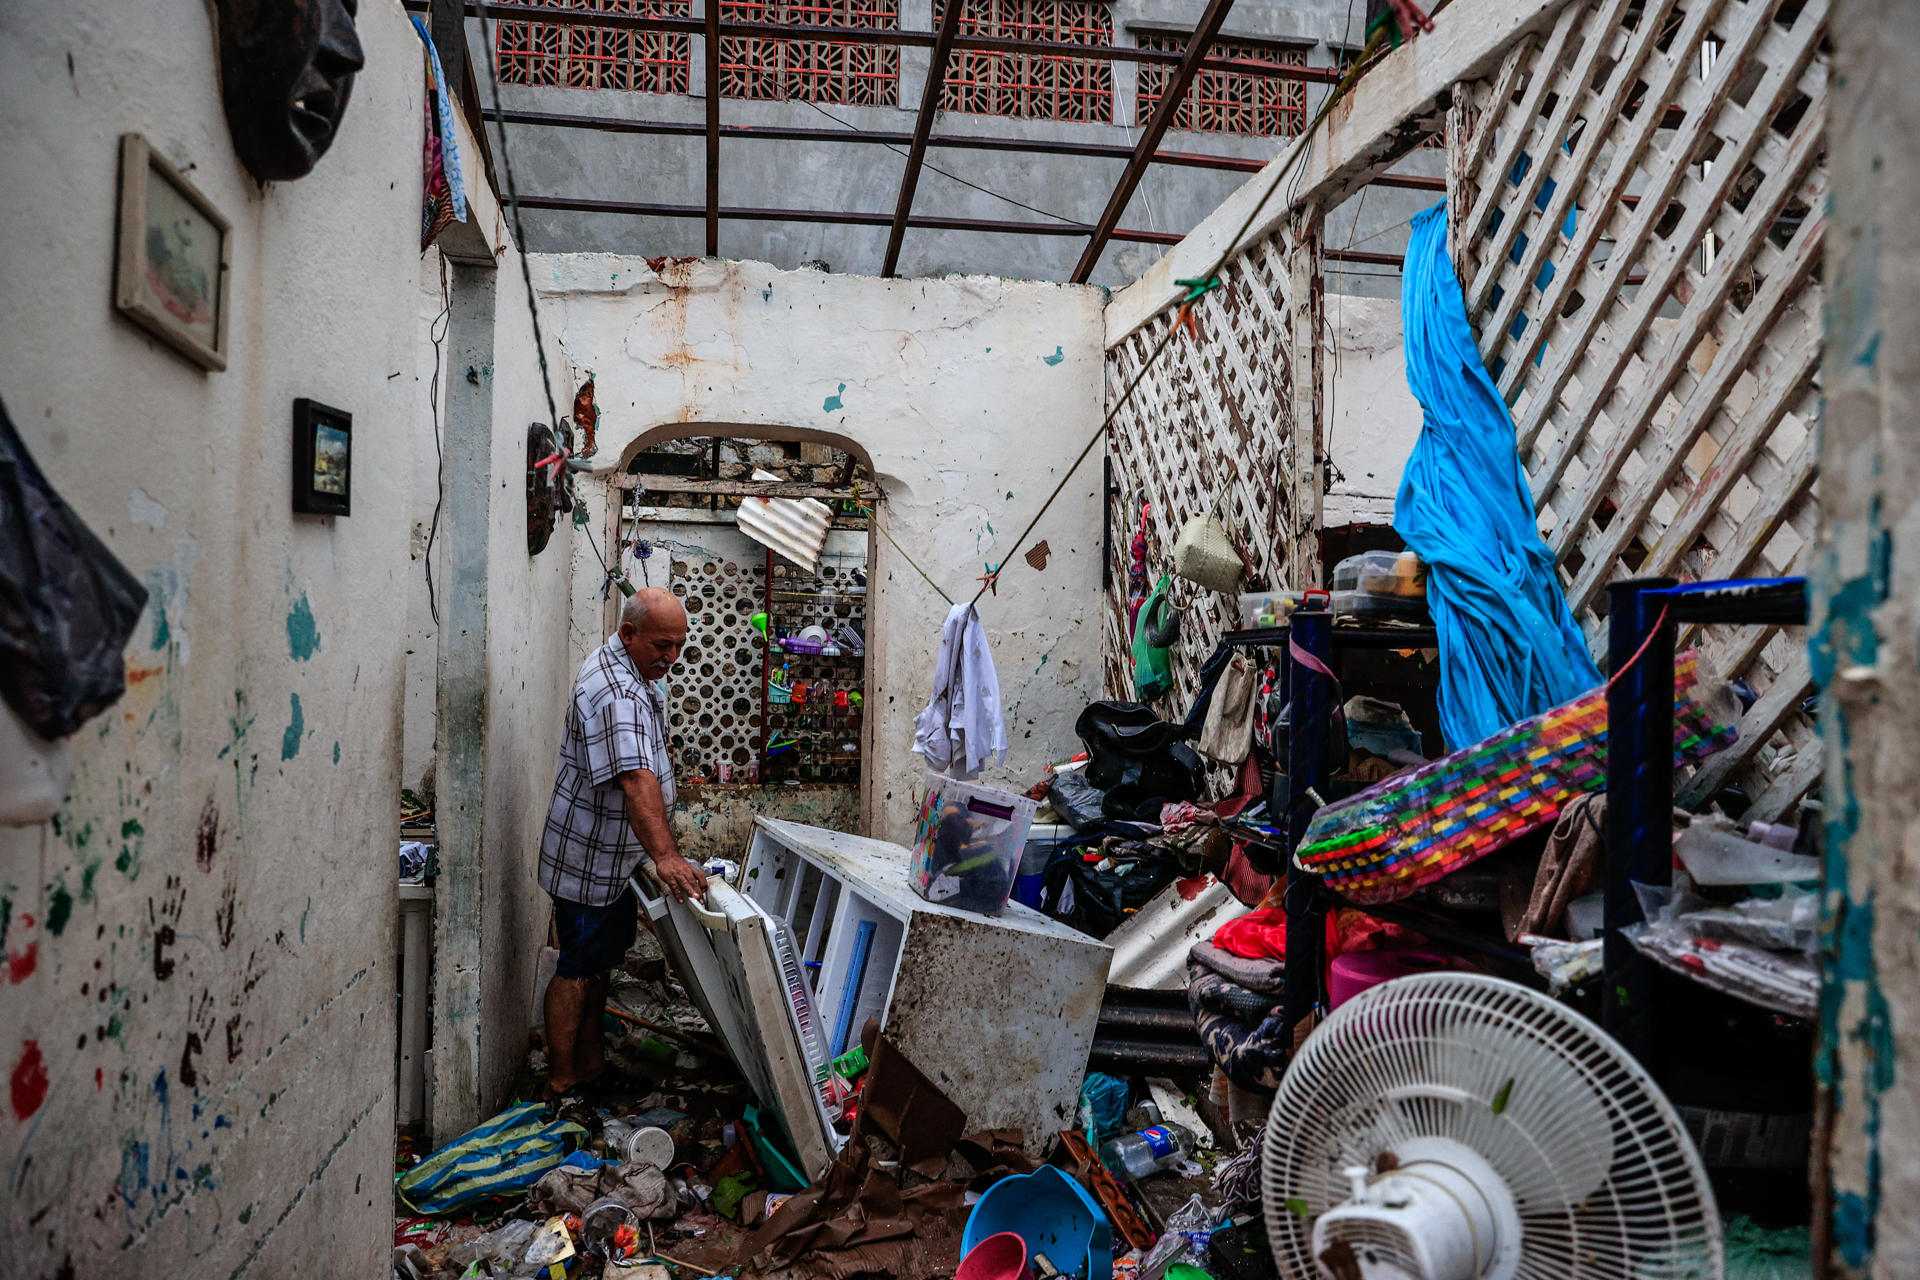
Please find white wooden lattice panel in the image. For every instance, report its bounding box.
[1448,0,1827,816]
[1102,216,1323,712]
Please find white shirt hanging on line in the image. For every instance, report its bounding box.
[911,602,1008,780]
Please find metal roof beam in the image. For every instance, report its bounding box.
[512,196,1182,245]
[702,0,719,255]
[431,2,1338,83]
[1071,0,1238,282]
[882,0,966,277]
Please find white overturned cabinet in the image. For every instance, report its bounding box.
[634,818,1110,1180]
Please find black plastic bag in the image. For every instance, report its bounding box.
[1047,769,1109,831]
[1074,701,1204,821]
[0,400,148,738]
[1041,841,1184,939]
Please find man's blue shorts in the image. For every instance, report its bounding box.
[551,889,638,979]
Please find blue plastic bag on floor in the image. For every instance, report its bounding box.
[394,1102,588,1215]
[1394,202,1602,748]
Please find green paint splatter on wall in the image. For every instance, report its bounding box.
[332,741,341,766]
[116,819,145,879]
[218,690,255,761]
[81,859,101,904]
[281,694,304,761]
[0,894,10,948]
[150,599,171,652]
[1042,345,1065,366]
[105,1011,126,1045]
[286,594,321,662]
[46,878,72,937]
[823,383,846,413]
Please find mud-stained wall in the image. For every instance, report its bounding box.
[0,2,429,1274]
[537,256,1109,844]
[675,785,862,861]
[1814,3,1919,1274]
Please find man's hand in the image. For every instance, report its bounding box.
[618,769,702,902]
[651,852,708,905]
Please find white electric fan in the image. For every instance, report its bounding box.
[1262,973,1722,1280]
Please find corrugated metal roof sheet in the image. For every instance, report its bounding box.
[736,468,832,573]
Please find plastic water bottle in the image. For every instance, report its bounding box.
[1100,1122,1195,1179]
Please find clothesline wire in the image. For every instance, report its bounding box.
[962,23,1392,613]
[475,1,620,591]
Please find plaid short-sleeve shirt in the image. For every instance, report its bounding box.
[539,634,677,905]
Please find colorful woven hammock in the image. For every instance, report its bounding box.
[1295,651,1736,904]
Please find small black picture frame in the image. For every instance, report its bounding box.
[292,398,351,517]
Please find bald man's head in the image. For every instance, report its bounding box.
[617,587,688,680]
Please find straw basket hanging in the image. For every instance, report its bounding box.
[1171,515,1244,594]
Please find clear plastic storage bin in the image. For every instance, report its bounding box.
[1331,589,1431,622]
[1331,550,1428,599]
[908,775,1037,916]
[1237,590,1311,628]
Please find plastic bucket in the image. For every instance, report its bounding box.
[1012,824,1073,910]
[956,1232,1032,1280]
[1329,948,1462,1009]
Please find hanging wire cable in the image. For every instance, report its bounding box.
[800,101,1083,226]
[475,1,623,590]
[424,255,454,625]
[961,23,1395,611]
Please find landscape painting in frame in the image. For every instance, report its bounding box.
[114,134,231,371]
[293,399,352,517]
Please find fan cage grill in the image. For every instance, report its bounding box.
[1263,973,1722,1280]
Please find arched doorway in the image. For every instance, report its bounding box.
[605,424,881,849]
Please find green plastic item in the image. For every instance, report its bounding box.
[829,1046,869,1081]
[1132,574,1175,701]
[742,1103,810,1193]
[750,611,770,637]
[711,1170,758,1221]
[1165,1267,1214,1280]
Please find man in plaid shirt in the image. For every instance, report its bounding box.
[538,586,707,1099]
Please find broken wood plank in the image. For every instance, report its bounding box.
[612,473,878,501]
[1745,744,1823,824]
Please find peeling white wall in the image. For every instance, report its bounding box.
[537,257,1107,844]
[1325,295,1422,529]
[0,2,426,1273]
[467,251,581,1129]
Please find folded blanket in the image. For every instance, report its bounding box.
[1188,939,1287,996]
[1187,964,1291,1091]
[1190,970,1281,1022]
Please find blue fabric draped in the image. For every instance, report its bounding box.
[1394,201,1602,748]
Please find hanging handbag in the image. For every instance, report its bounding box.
[1171,514,1244,594]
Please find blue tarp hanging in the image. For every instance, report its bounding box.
[1394,201,1602,748]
